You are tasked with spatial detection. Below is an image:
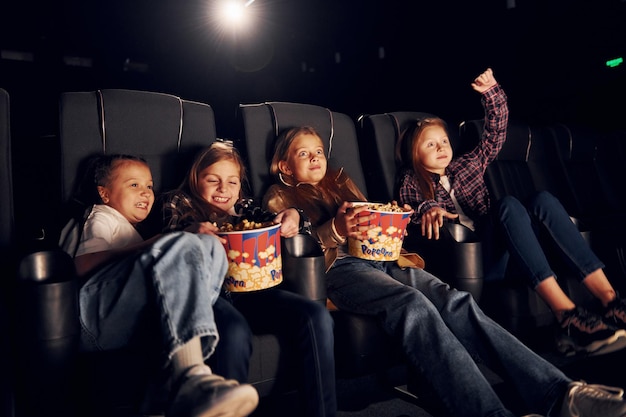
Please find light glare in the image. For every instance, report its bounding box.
[222,1,246,24]
[212,0,258,32]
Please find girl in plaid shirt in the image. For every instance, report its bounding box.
[397,68,626,357]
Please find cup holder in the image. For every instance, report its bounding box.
[444,223,480,243]
[18,249,76,284]
[16,250,79,340]
[14,249,80,416]
[281,234,326,304]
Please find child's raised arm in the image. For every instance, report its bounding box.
[471,68,497,93]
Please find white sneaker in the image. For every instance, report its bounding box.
[166,364,259,417]
[559,381,626,417]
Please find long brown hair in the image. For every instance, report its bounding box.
[396,117,449,200]
[270,126,364,225]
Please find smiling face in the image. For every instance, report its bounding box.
[278,132,327,185]
[198,159,242,213]
[414,125,453,175]
[97,159,154,225]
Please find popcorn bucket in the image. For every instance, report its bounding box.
[219,223,282,292]
[347,203,413,261]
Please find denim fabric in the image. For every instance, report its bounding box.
[229,288,336,417]
[78,232,228,363]
[326,257,571,417]
[485,191,605,288]
[208,296,253,382]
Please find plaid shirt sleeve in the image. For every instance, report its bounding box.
[450,84,509,218]
[398,169,442,224]
[162,192,197,232]
[398,84,509,222]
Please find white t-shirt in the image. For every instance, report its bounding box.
[439,175,475,231]
[66,204,144,257]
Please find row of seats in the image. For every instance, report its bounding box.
[4,88,626,416]
[459,118,626,289]
[4,90,410,417]
[357,111,626,332]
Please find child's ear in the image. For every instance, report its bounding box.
[97,186,109,203]
[278,161,292,176]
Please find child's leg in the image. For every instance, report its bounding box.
[494,194,624,355]
[582,269,618,306]
[526,191,606,288]
[535,276,575,315]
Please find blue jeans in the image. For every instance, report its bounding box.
[327,257,571,417]
[484,191,604,288]
[78,232,228,363]
[227,288,337,417]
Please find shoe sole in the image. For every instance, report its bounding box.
[195,384,259,417]
[584,332,626,357]
[557,329,626,357]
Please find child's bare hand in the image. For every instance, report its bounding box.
[335,202,375,239]
[421,207,459,240]
[471,68,497,94]
[274,208,299,238]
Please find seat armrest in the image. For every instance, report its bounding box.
[404,222,484,300]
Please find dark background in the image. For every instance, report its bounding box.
[1,0,625,241]
[2,0,625,138]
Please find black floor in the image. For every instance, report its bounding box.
[251,333,626,417]
[4,325,626,417]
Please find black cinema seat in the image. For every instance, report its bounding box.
[0,87,16,417]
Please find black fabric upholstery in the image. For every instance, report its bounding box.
[0,88,14,263]
[0,87,15,417]
[526,124,580,216]
[59,89,216,201]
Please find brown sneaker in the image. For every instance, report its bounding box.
[166,364,259,417]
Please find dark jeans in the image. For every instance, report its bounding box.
[482,191,605,288]
[209,297,252,382]
[326,257,570,417]
[212,287,336,417]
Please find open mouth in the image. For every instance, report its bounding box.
[213,196,230,204]
[136,202,148,209]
